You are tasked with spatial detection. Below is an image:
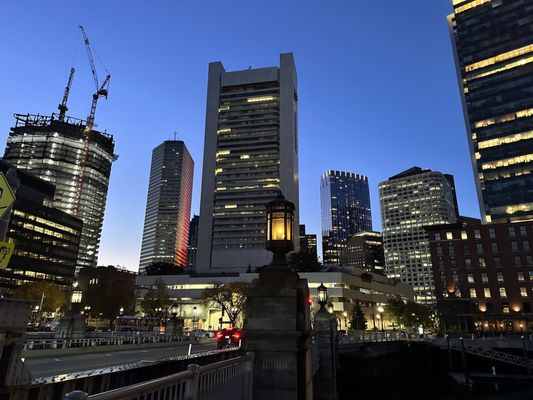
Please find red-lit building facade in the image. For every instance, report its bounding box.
[426,218,533,333]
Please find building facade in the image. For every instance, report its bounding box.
[449,1,533,223]
[0,161,82,292]
[135,270,413,332]
[187,215,199,270]
[139,141,194,273]
[299,224,318,261]
[197,53,299,272]
[426,218,533,333]
[320,170,372,265]
[340,231,385,274]
[3,113,115,272]
[379,167,459,304]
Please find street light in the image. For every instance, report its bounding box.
[193,306,199,330]
[342,311,348,330]
[377,306,385,332]
[327,302,334,315]
[317,283,328,311]
[265,192,295,266]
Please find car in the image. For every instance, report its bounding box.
[40,319,60,332]
[189,329,214,340]
[215,328,243,349]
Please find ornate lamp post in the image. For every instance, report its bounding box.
[317,283,328,311]
[265,192,295,267]
[192,306,199,330]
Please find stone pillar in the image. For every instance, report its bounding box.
[243,269,313,400]
[313,308,339,400]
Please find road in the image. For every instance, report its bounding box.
[25,342,217,379]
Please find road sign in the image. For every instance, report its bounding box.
[0,241,14,270]
[0,172,15,219]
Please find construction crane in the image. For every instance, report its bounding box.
[57,67,75,121]
[74,25,111,216]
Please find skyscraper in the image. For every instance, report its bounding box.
[449,0,533,223]
[196,53,299,272]
[379,167,458,304]
[299,225,318,261]
[187,215,199,270]
[139,141,194,273]
[340,231,385,274]
[320,170,372,265]
[3,113,115,272]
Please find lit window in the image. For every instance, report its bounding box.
[520,287,528,298]
[479,258,486,268]
[461,231,468,240]
[455,0,491,14]
[470,288,477,298]
[502,303,510,314]
[484,288,491,298]
[499,288,507,298]
[482,273,489,283]
[446,232,453,240]
[468,274,474,283]
[497,273,504,282]
[518,272,525,282]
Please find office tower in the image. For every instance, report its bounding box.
[196,53,299,272]
[0,161,82,292]
[320,170,372,265]
[139,141,194,273]
[340,231,385,274]
[299,225,318,261]
[449,1,533,223]
[379,167,459,304]
[3,113,115,272]
[187,215,200,270]
[425,218,533,332]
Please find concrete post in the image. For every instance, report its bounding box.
[185,363,200,400]
[313,308,338,400]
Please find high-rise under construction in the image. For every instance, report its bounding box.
[3,113,116,272]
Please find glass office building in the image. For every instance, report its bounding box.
[320,170,372,265]
[139,141,194,273]
[449,0,533,223]
[4,113,115,272]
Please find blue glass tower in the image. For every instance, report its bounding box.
[320,170,372,264]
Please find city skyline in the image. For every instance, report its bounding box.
[0,1,479,270]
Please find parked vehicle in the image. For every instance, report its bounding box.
[190,329,214,340]
[215,328,243,348]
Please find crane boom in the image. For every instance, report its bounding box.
[74,26,111,216]
[58,67,75,121]
[79,25,99,90]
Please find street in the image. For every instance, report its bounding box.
[24,342,217,379]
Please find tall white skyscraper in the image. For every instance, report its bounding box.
[139,140,194,273]
[379,167,459,304]
[197,53,299,272]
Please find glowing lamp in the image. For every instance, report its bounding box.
[327,302,334,315]
[317,283,328,309]
[265,192,295,265]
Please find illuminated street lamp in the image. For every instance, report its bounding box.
[317,283,328,311]
[265,192,295,266]
[377,306,385,332]
[327,302,334,315]
[193,306,199,329]
[342,311,348,330]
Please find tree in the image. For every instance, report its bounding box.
[350,301,367,331]
[288,251,322,272]
[11,281,67,312]
[386,297,407,327]
[201,282,248,327]
[140,278,172,317]
[386,297,433,329]
[144,262,187,275]
[84,271,136,326]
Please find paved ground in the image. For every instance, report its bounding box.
[24,342,217,378]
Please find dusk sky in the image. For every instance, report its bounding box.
[0,0,477,271]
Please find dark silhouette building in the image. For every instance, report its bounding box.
[187,215,199,270]
[299,225,318,261]
[340,231,384,274]
[0,161,82,292]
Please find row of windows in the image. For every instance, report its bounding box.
[437,255,533,268]
[436,240,531,255]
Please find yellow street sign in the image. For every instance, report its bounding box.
[0,241,14,270]
[0,172,15,219]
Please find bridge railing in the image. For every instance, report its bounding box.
[338,330,418,344]
[64,352,254,400]
[23,334,198,350]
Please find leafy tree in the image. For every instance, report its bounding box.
[201,282,248,327]
[288,251,322,272]
[144,262,187,275]
[140,277,172,317]
[84,271,136,326]
[350,301,367,331]
[386,297,432,329]
[11,281,67,312]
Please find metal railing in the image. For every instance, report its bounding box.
[338,330,417,344]
[24,335,196,350]
[64,352,254,400]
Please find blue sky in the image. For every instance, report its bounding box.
[0,0,477,270]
